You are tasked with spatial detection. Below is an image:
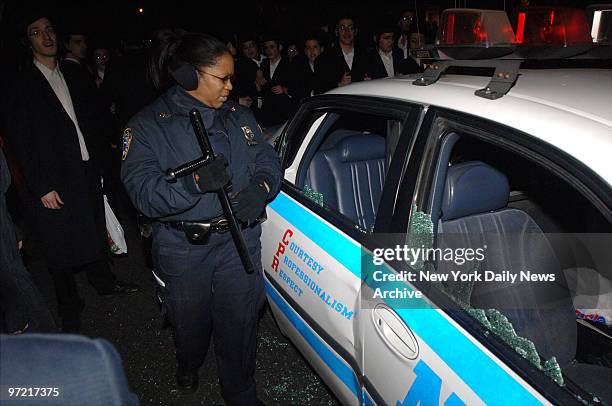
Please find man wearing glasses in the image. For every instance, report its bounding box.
[5,12,138,333]
[397,10,416,60]
[315,15,368,93]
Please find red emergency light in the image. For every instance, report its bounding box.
[515,7,593,58]
[436,9,516,59]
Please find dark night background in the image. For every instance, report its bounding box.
[0,0,599,72]
[0,0,607,404]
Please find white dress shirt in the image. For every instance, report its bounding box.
[34,59,90,161]
[398,35,409,59]
[251,55,266,68]
[269,57,281,79]
[379,50,394,77]
[342,48,355,70]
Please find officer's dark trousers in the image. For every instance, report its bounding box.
[153,222,265,406]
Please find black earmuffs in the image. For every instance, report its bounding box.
[169,58,198,91]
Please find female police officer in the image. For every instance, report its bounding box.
[121,30,281,404]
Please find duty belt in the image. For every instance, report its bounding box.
[159,213,265,244]
[162,217,231,233]
[160,217,237,243]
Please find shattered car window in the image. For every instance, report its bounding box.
[406,210,564,386]
[302,185,324,207]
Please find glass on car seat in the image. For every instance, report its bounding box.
[417,130,612,402]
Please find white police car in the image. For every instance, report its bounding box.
[261,8,612,406]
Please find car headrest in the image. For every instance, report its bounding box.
[335,134,385,163]
[442,161,510,221]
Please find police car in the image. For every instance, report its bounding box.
[260,7,612,406]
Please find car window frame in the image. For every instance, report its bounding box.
[390,106,611,405]
[278,95,423,245]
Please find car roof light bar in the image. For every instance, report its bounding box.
[515,7,593,58]
[436,9,517,59]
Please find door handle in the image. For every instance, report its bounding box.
[372,304,419,359]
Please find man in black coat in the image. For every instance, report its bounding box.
[6,13,137,332]
[258,35,296,128]
[366,21,421,79]
[234,33,264,113]
[0,148,56,334]
[315,16,369,93]
[289,32,324,101]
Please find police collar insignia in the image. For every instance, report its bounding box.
[241,126,258,145]
[122,128,132,161]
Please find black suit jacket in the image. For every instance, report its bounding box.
[365,48,406,79]
[366,48,422,79]
[289,56,318,101]
[60,60,115,150]
[5,62,108,267]
[234,57,259,99]
[314,45,368,93]
[259,57,296,126]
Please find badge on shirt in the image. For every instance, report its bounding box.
[122,128,132,161]
[241,126,258,146]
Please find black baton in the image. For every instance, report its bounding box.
[187,108,256,274]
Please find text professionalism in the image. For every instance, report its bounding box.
[272,229,354,320]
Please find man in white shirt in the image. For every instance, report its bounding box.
[366,20,420,79]
[240,37,266,68]
[259,35,296,128]
[6,12,138,333]
[315,15,368,93]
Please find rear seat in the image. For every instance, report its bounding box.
[305,133,386,230]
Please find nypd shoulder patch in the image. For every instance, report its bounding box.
[122,128,132,161]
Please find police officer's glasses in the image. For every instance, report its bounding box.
[28,26,56,38]
[197,69,234,85]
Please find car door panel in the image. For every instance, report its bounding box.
[262,190,363,403]
[361,263,549,405]
[263,191,361,348]
[265,280,361,405]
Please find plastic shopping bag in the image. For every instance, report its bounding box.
[104,195,127,254]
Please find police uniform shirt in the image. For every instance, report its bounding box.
[121,85,281,222]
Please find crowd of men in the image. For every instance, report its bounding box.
[231,12,425,130]
[0,6,429,403]
[0,8,428,334]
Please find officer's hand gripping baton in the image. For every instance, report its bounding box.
[165,108,256,274]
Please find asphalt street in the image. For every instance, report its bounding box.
[25,207,339,406]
